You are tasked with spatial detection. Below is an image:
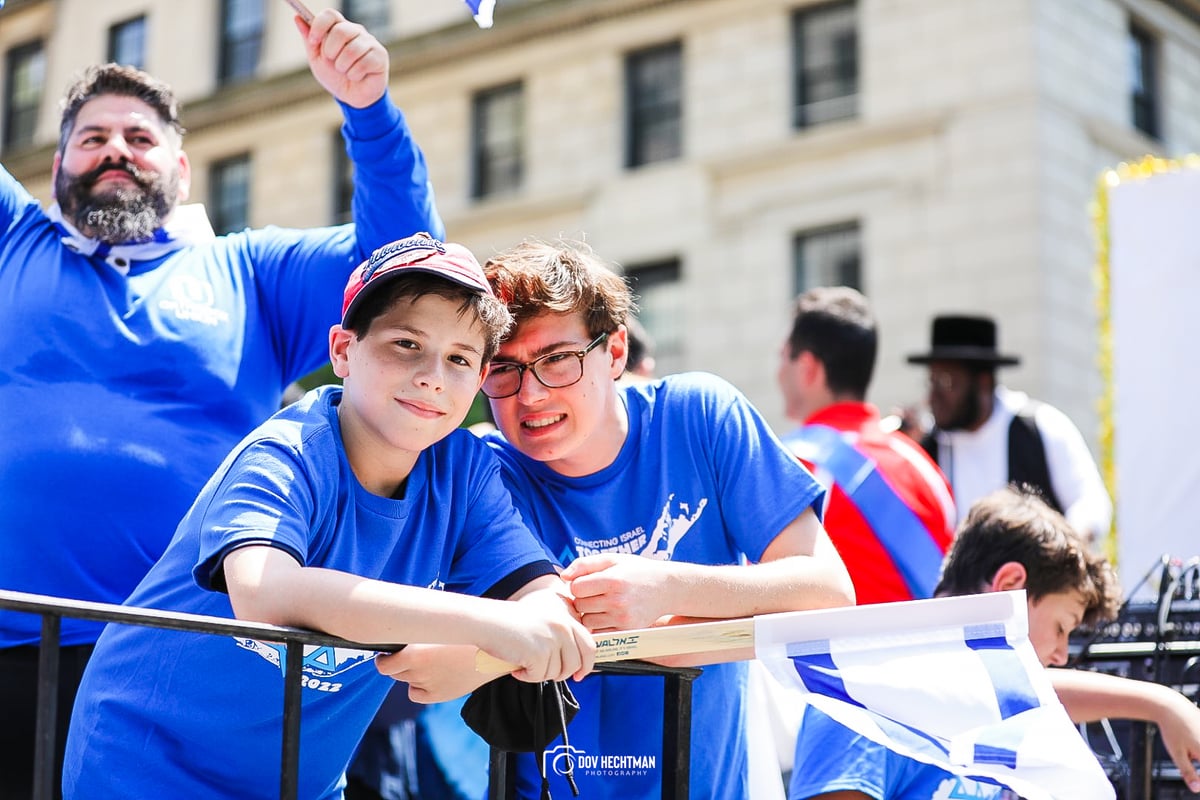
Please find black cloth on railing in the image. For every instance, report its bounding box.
[460,677,579,799]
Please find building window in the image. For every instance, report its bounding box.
[625,42,683,168]
[1129,23,1160,139]
[792,2,858,129]
[471,82,524,200]
[343,0,390,36]
[625,259,683,375]
[219,0,264,85]
[108,16,147,68]
[332,132,354,224]
[3,42,46,151]
[210,155,252,235]
[793,223,861,294]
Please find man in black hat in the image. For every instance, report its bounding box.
[906,314,1111,544]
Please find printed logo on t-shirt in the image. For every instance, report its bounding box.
[572,493,707,561]
[158,275,230,327]
[931,776,1018,799]
[543,743,656,781]
[234,638,376,694]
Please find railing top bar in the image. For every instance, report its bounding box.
[0,589,704,678]
[0,588,404,652]
[593,660,702,679]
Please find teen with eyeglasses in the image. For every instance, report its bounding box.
[376,238,854,800]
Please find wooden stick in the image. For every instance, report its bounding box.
[281,0,314,24]
[475,617,754,674]
[474,592,1026,674]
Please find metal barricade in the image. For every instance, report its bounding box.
[0,589,701,800]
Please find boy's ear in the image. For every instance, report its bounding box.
[609,325,630,378]
[329,325,352,379]
[989,561,1028,593]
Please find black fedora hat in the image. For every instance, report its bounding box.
[906,315,1020,366]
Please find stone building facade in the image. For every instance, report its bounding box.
[2,0,1198,445]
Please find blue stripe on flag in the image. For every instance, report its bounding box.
[790,645,956,758]
[789,651,865,709]
[965,629,1040,719]
[974,743,1019,769]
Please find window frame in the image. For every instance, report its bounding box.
[470,81,525,200]
[3,40,46,151]
[209,153,253,235]
[108,15,148,69]
[624,258,684,374]
[218,0,265,86]
[624,41,684,169]
[792,1,859,130]
[792,222,863,296]
[342,0,391,36]
[1129,21,1161,140]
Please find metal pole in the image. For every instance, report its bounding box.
[32,615,61,800]
[280,642,304,800]
[661,670,694,800]
[488,747,515,800]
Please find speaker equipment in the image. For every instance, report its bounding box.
[1068,557,1200,799]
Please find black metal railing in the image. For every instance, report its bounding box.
[0,589,699,800]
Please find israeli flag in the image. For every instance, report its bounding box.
[463,0,494,28]
[755,591,1114,800]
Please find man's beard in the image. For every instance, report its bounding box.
[939,383,982,431]
[55,160,177,244]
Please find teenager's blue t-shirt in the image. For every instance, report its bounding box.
[484,373,826,800]
[790,705,1021,800]
[62,386,553,800]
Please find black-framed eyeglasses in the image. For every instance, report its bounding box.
[481,332,610,399]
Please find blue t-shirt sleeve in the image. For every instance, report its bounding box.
[338,92,445,247]
[789,705,889,800]
[190,439,317,592]
[694,375,826,562]
[0,164,38,242]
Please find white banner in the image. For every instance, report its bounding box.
[1106,162,1200,590]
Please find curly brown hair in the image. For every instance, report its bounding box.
[482,239,635,340]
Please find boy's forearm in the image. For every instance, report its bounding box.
[662,554,853,619]
[667,511,856,618]
[225,547,499,647]
[1051,667,1177,723]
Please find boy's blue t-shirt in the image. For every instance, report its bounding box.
[484,372,826,800]
[62,386,554,800]
[790,705,1021,800]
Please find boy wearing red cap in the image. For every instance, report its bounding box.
[61,233,594,799]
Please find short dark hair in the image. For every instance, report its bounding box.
[785,286,877,399]
[59,64,185,152]
[935,486,1121,627]
[345,272,512,364]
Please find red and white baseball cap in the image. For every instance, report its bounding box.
[341,232,493,326]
